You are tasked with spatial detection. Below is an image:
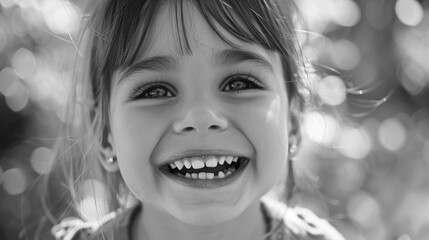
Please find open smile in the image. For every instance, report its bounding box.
[159,155,250,188]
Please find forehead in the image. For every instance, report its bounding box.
[140,1,277,63]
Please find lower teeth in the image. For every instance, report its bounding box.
[179,167,236,180]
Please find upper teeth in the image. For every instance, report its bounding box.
[169,156,239,170]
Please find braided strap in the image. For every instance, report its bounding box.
[262,196,345,240]
[51,211,118,240]
[285,206,345,240]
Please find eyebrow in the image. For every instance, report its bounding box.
[214,49,273,71]
[118,55,177,84]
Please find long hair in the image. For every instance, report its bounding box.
[44,0,310,223]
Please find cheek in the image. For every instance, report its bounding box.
[231,95,289,183]
[110,107,170,199]
[255,97,289,166]
[254,96,289,147]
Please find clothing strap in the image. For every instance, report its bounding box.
[51,211,118,240]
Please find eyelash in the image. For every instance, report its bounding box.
[129,74,264,100]
[129,81,176,100]
[220,74,264,92]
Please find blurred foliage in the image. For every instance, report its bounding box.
[0,0,428,240]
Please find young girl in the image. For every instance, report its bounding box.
[48,0,345,239]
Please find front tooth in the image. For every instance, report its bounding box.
[175,160,184,170]
[219,156,225,165]
[232,157,238,162]
[191,173,198,179]
[185,173,191,178]
[206,157,218,168]
[169,163,177,169]
[192,159,205,169]
[207,173,214,179]
[183,158,192,169]
[218,171,225,178]
[225,170,232,176]
[198,172,206,179]
[225,156,233,164]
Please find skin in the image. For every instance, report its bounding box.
[106,3,291,240]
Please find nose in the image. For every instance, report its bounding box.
[173,105,229,135]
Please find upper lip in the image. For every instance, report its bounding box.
[161,149,249,166]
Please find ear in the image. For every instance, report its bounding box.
[99,130,120,172]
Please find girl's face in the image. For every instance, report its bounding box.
[108,4,290,226]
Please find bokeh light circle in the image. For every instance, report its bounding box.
[42,1,81,35]
[331,0,361,27]
[30,147,55,174]
[5,81,29,112]
[317,75,347,106]
[11,48,37,79]
[399,62,426,96]
[78,196,110,221]
[79,179,110,220]
[347,191,381,229]
[378,118,407,151]
[303,112,339,145]
[0,67,19,95]
[2,168,27,195]
[331,39,361,70]
[338,127,371,159]
[395,0,424,26]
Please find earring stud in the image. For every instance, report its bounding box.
[107,156,117,164]
[289,143,298,155]
[288,136,300,159]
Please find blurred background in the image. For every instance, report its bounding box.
[0,0,428,239]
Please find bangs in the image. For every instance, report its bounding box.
[90,0,300,85]
[194,0,298,56]
[166,0,300,59]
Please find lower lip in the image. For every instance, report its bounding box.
[160,159,250,189]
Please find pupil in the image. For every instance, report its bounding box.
[231,81,247,89]
[149,88,166,97]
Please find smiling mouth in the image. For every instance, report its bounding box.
[160,156,250,180]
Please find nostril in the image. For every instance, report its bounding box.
[183,126,194,132]
[209,125,221,130]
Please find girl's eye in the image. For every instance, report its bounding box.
[130,82,175,100]
[221,74,264,92]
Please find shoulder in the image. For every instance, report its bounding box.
[261,197,346,240]
[51,204,141,240]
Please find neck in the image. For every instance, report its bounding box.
[134,201,266,240]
